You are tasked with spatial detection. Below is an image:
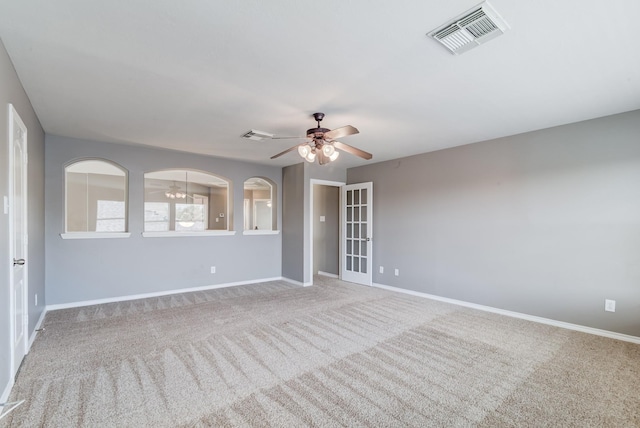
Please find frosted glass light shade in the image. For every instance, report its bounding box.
[298,145,310,158]
[322,144,335,157]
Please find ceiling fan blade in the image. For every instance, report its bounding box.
[270,144,301,159]
[270,135,308,140]
[324,125,359,140]
[333,141,373,160]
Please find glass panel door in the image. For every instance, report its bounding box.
[341,182,373,285]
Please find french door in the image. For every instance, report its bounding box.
[341,182,372,285]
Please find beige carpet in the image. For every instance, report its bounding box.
[2,277,639,427]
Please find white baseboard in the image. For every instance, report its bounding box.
[373,282,640,345]
[46,277,285,311]
[28,308,47,350]
[281,277,313,287]
[1,310,46,415]
[317,271,339,279]
[1,380,13,407]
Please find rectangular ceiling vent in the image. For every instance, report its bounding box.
[428,1,509,55]
[242,129,274,141]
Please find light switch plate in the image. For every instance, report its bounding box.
[320,216,326,222]
[605,299,616,312]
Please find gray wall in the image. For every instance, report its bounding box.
[281,162,346,284]
[348,109,640,337]
[313,185,339,275]
[45,135,282,305]
[0,39,46,396]
[281,163,305,282]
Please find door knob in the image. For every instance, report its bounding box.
[13,258,25,266]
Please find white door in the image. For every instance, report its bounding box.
[341,182,372,285]
[253,199,271,230]
[9,104,28,380]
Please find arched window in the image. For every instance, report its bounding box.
[143,169,233,236]
[64,159,128,237]
[243,177,277,234]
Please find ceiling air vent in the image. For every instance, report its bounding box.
[242,129,274,141]
[428,1,509,55]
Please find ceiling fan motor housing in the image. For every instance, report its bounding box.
[307,127,330,139]
[308,112,330,139]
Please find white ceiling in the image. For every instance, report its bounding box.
[1,0,639,169]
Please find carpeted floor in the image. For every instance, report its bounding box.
[2,277,639,427]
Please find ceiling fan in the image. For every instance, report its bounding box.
[148,181,191,199]
[265,113,373,165]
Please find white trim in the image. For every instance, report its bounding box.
[28,308,47,350]
[281,277,313,287]
[242,230,280,235]
[373,282,640,345]
[1,381,13,409]
[311,179,346,187]
[142,230,236,238]
[46,277,285,311]
[0,399,25,421]
[318,271,339,278]
[61,232,131,239]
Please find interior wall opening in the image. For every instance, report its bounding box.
[312,183,341,278]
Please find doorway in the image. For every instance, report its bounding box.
[310,179,344,283]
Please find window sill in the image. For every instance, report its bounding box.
[242,230,280,235]
[61,232,131,240]
[142,230,237,238]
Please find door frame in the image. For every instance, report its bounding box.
[8,103,29,381]
[308,179,345,286]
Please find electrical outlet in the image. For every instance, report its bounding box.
[379,266,384,274]
[210,266,216,274]
[605,299,616,312]
[394,269,399,276]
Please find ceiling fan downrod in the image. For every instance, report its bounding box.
[308,112,330,139]
[312,112,325,127]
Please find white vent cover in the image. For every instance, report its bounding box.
[242,129,274,141]
[428,1,509,55]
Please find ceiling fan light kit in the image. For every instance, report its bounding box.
[322,144,335,157]
[298,144,317,162]
[265,112,372,165]
[165,182,187,199]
